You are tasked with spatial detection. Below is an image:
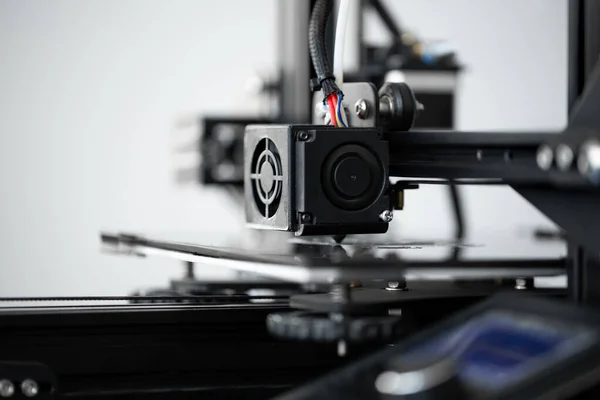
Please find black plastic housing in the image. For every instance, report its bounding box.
[244,125,390,236]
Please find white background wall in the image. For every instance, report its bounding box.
[0,0,567,296]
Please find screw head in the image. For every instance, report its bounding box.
[578,149,590,176]
[379,210,393,223]
[515,278,527,290]
[297,131,309,141]
[21,380,38,398]
[536,144,554,171]
[300,213,312,223]
[578,140,600,177]
[354,99,370,119]
[0,380,14,398]
[386,280,407,291]
[556,144,574,171]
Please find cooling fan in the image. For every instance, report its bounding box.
[250,138,284,218]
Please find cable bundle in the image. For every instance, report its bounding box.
[309,0,349,127]
[325,92,349,127]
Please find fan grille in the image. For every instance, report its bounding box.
[250,138,283,218]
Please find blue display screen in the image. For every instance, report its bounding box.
[402,311,596,391]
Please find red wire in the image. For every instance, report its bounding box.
[327,95,337,126]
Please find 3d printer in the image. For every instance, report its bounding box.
[1,1,600,399]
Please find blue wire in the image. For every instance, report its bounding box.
[337,94,345,127]
[336,93,347,127]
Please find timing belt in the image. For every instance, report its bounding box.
[0,295,290,303]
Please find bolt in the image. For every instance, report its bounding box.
[536,144,554,171]
[556,144,574,171]
[379,210,394,223]
[515,278,527,290]
[416,102,425,112]
[300,213,312,223]
[297,131,309,141]
[354,99,370,119]
[0,380,14,398]
[476,150,483,161]
[386,280,407,291]
[578,140,600,184]
[21,380,38,398]
[578,148,590,175]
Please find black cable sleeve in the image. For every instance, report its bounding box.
[309,0,339,97]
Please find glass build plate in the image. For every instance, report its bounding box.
[100,229,566,284]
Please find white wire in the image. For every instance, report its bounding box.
[338,94,350,127]
[334,0,351,92]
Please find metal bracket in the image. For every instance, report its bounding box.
[312,81,420,131]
